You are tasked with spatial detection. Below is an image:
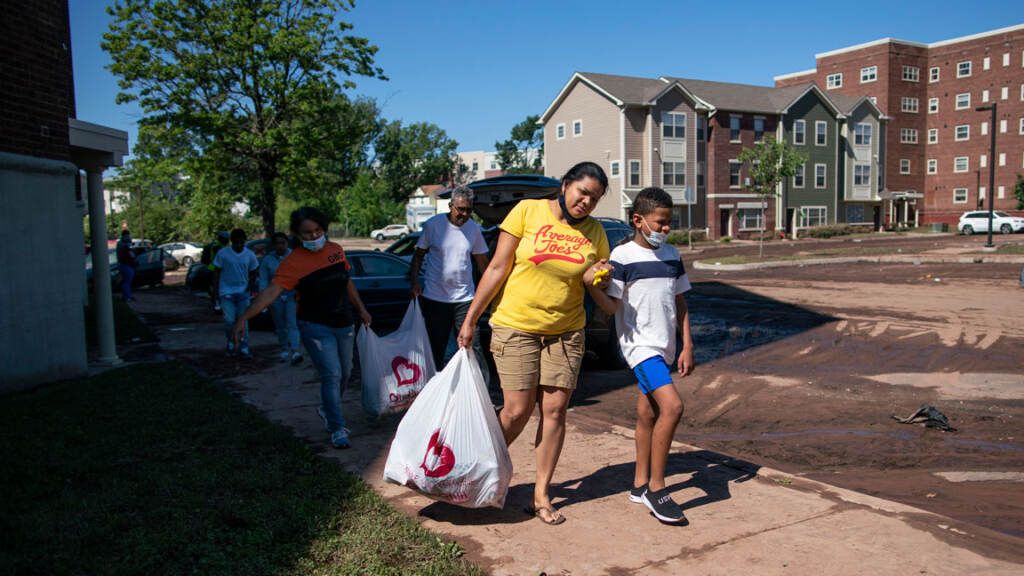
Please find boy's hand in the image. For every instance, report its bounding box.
[584,259,613,288]
[677,348,694,377]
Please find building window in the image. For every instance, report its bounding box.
[999,153,1006,166]
[899,159,911,174]
[826,73,842,89]
[729,116,741,142]
[814,163,826,188]
[928,98,938,114]
[815,121,827,146]
[1001,119,1008,133]
[1004,53,1011,67]
[628,160,641,187]
[981,154,987,168]
[696,161,704,188]
[957,61,971,77]
[854,123,872,146]
[1001,86,1009,100]
[729,161,741,187]
[955,125,969,141]
[954,156,968,173]
[572,120,582,137]
[929,66,940,82]
[471,161,478,172]
[854,164,870,186]
[868,96,877,104]
[556,123,565,140]
[793,164,805,188]
[697,117,706,141]
[981,121,988,135]
[793,120,806,145]
[754,118,764,142]
[900,128,918,144]
[928,128,938,144]
[980,187,986,200]
[1021,84,1024,100]
[738,209,763,230]
[902,65,919,82]
[983,56,991,70]
[955,93,970,109]
[901,97,918,113]
[1019,117,1024,134]
[662,162,686,187]
[927,159,937,174]
[953,188,968,203]
[982,89,990,103]
[999,186,1006,198]
[610,161,620,177]
[846,204,865,223]
[800,206,827,227]
[861,66,877,83]
[662,112,686,139]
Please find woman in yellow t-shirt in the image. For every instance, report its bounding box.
[457,161,614,525]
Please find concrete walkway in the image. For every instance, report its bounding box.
[136,292,1024,576]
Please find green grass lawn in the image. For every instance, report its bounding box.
[700,245,926,265]
[992,244,1024,254]
[83,294,157,347]
[0,363,483,576]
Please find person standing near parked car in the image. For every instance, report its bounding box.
[116,229,138,302]
[259,232,302,364]
[409,185,490,373]
[214,229,259,358]
[203,231,230,311]
[456,161,611,525]
[233,207,372,449]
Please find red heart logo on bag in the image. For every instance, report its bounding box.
[392,356,422,386]
[420,429,455,478]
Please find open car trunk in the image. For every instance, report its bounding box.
[440,174,560,227]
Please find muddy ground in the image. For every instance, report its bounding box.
[144,233,1024,539]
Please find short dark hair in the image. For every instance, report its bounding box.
[230,228,247,242]
[289,206,330,234]
[271,231,288,242]
[561,161,608,196]
[631,187,673,218]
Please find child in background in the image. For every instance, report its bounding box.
[589,187,694,524]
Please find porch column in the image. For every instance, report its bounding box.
[87,169,119,365]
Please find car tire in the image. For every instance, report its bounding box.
[182,256,193,266]
[1000,224,1012,235]
[962,225,974,236]
[375,234,384,241]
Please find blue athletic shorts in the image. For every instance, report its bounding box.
[632,356,673,395]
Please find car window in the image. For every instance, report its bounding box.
[995,211,1010,218]
[352,254,409,277]
[386,235,419,257]
[136,249,163,264]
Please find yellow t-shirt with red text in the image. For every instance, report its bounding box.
[490,199,609,335]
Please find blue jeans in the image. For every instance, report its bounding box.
[119,264,135,300]
[220,292,250,350]
[299,320,354,432]
[270,295,300,353]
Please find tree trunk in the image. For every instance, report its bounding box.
[258,158,278,238]
[759,205,765,259]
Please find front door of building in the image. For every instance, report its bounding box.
[719,208,731,238]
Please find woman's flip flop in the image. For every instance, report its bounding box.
[524,504,566,525]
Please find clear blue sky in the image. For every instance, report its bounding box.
[69,0,1019,160]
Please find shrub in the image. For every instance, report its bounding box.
[720,235,732,243]
[802,224,858,239]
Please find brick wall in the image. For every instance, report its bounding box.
[0,0,76,161]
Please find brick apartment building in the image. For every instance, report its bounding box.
[775,24,1024,226]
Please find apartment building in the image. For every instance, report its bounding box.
[454,148,541,182]
[775,24,1024,225]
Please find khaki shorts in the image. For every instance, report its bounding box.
[489,324,585,391]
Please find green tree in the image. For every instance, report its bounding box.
[373,121,457,203]
[495,114,543,174]
[103,0,385,237]
[737,137,809,257]
[336,170,403,236]
[1014,174,1024,210]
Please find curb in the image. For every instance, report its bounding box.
[694,254,1024,271]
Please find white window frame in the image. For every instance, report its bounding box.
[899,159,911,175]
[999,153,1006,167]
[902,65,919,82]
[900,128,918,144]
[927,128,938,144]
[901,97,919,113]
[1021,84,1024,101]
[955,93,970,109]
[815,121,827,146]
[572,119,582,137]
[610,160,620,178]
[628,159,641,188]
[826,73,842,89]
[928,98,938,114]
[814,163,827,189]
[981,154,987,168]
[793,163,805,188]
[953,156,969,173]
[1001,86,1009,100]
[1019,117,1024,135]
[853,163,871,187]
[929,66,940,83]
[661,111,686,139]
[1000,119,1007,133]
[927,159,937,174]
[957,61,971,78]
[953,188,968,204]
[738,208,764,231]
[861,66,877,83]
[800,206,828,228]
[729,160,742,188]
[982,89,990,103]
[729,115,742,143]
[983,56,990,70]
[854,123,872,146]
[999,186,1006,199]
[556,123,565,140]
[981,121,988,135]
[1004,53,1011,67]
[793,119,806,145]
[662,161,686,188]
[954,125,969,141]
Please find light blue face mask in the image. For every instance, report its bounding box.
[640,217,668,248]
[303,235,327,252]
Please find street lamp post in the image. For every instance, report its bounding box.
[975,103,997,248]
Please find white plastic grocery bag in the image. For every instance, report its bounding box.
[357,298,436,416]
[383,347,513,509]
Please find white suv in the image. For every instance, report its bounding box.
[370,224,410,241]
[958,211,1024,235]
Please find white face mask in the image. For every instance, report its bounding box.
[640,217,668,248]
[302,235,327,252]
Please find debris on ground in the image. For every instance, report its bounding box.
[892,403,957,432]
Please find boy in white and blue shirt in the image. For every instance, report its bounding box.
[590,187,695,524]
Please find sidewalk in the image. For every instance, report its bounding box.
[136,291,1024,575]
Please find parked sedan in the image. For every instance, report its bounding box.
[370,224,410,241]
[159,242,203,266]
[958,211,1024,235]
[347,250,419,330]
[85,247,166,290]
